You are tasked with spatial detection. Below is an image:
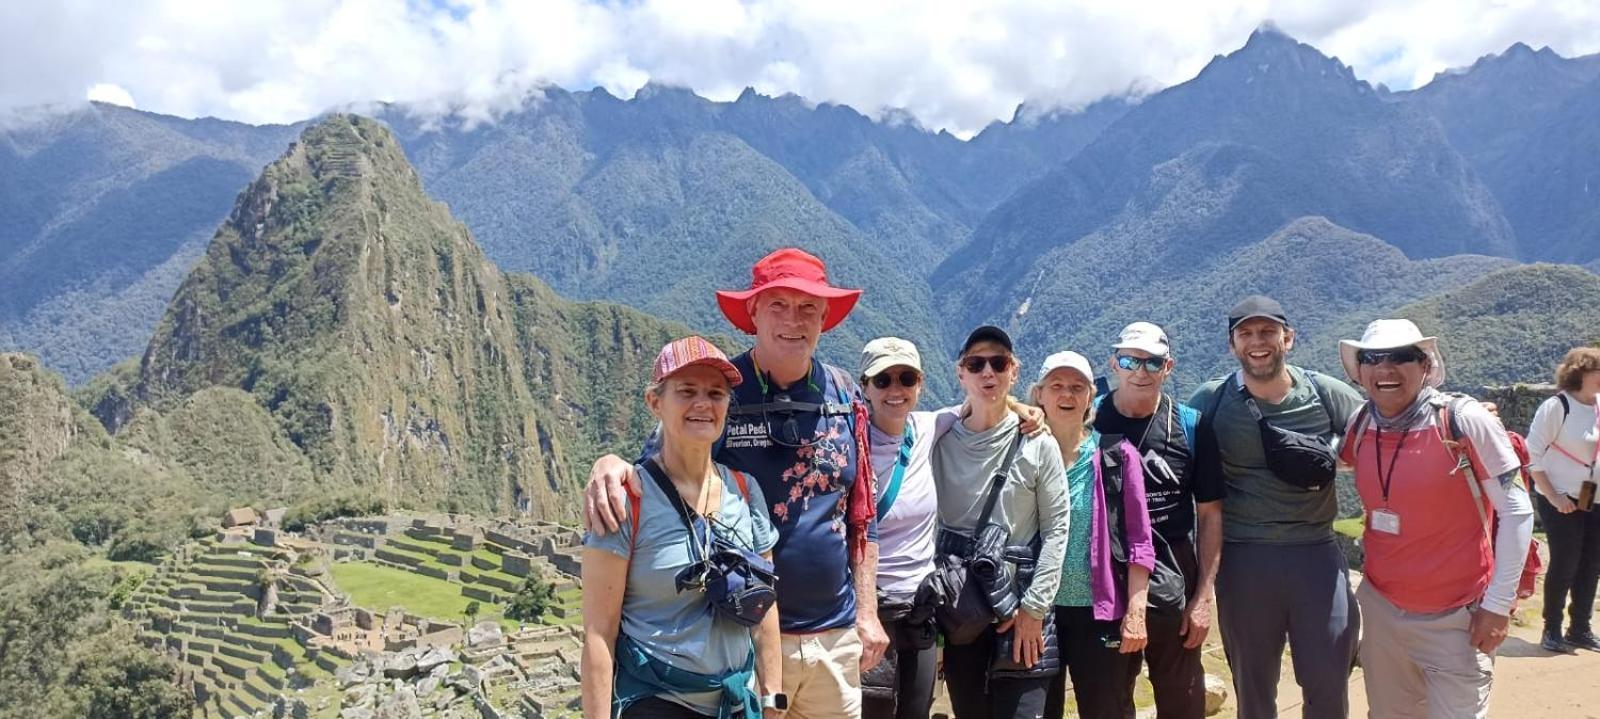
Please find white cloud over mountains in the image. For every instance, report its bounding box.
[2,0,1597,136]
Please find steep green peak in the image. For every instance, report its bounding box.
[293,113,413,184]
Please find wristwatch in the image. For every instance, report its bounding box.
[761,693,789,711]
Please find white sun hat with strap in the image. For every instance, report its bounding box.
[1338,319,1444,388]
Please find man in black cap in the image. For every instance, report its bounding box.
[1187,297,1366,719]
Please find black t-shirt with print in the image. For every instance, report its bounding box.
[1094,391,1223,611]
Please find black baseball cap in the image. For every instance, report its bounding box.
[1228,295,1290,332]
[959,325,1013,356]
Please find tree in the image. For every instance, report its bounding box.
[464,601,481,626]
[505,573,556,623]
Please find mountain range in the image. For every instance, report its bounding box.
[4,115,713,556]
[2,27,1598,405]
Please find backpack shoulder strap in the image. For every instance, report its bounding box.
[1437,396,1492,535]
[628,480,642,557]
[1348,403,1373,458]
[1097,433,1126,494]
[1175,397,1200,451]
[1559,392,1572,422]
[728,467,751,500]
[1197,376,1230,441]
[1302,370,1340,432]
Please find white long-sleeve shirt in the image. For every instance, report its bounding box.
[1526,391,1600,498]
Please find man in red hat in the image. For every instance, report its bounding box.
[585,248,887,719]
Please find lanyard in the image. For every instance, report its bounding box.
[1373,426,1411,505]
[751,353,818,396]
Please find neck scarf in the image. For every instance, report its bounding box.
[1372,387,1438,431]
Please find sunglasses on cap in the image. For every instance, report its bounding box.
[870,370,922,389]
[1115,354,1167,373]
[1357,347,1427,366]
[959,355,1013,374]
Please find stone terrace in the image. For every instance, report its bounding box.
[122,533,346,717]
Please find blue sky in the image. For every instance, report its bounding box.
[3,0,1598,136]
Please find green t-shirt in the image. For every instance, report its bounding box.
[1188,366,1365,545]
[1055,431,1098,607]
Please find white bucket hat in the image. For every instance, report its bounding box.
[1338,319,1444,387]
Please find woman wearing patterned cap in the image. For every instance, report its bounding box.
[580,337,784,719]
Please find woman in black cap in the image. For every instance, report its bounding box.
[933,325,1071,719]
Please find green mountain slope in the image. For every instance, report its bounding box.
[1322,264,1600,389]
[131,114,703,517]
[1401,44,1600,264]
[998,216,1515,391]
[0,104,301,383]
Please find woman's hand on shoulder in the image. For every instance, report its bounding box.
[1007,397,1050,438]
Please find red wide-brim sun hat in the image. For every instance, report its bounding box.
[715,248,863,335]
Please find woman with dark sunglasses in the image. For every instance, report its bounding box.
[857,337,941,719]
[934,326,1070,719]
[581,337,784,719]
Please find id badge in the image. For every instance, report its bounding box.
[1371,508,1401,535]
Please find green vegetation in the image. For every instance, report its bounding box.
[506,572,558,623]
[328,560,510,627]
[1370,264,1600,389]
[0,543,192,719]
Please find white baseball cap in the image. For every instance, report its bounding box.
[1037,350,1095,386]
[1112,322,1171,357]
[860,336,923,379]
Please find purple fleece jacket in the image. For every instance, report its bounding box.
[1089,439,1156,621]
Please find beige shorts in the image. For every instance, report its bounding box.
[1356,581,1494,719]
[780,626,863,719]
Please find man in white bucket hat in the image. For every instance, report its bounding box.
[1336,319,1533,718]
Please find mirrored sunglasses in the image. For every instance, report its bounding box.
[1115,354,1166,373]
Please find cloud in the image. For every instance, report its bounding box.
[86,83,137,108]
[2,0,1597,136]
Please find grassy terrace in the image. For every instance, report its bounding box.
[328,560,515,629]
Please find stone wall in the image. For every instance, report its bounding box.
[1477,383,1558,436]
[501,552,533,578]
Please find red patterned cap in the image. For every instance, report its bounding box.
[652,336,743,387]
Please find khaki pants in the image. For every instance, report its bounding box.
[781,626,863,719]
[1356,581,1493,718]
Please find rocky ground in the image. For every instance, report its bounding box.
[932,564,1600,718]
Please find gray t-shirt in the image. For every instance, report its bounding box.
[932,411,1069,618]
[1189,366,1364,545]
[584,463,778,714]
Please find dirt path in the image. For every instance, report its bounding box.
[934,568,1600,718]
[1263,572,1600,719]
[1265,613,1600,718]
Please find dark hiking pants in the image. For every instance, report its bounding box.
[1216,540,1359,719]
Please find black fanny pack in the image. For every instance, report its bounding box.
[644,459,778,628]
[1236,374,1339,492]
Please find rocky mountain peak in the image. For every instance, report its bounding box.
[1196,23,1366,93]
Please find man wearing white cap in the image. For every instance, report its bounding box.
[1337,319,1533,717]
[1189,297,1364,719]
[1093,322,1222,718]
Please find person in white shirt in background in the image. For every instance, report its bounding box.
[1525,346,1600,653]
